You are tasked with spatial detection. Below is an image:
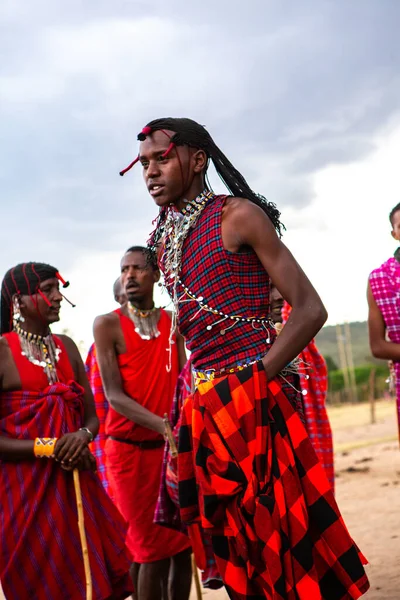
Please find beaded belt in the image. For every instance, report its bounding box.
[193,355,264,386]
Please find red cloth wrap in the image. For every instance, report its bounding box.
[177,361,369,599]
[0,334,133,600]
[105,309,190,562]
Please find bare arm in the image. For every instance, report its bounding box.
[176,331,187,373]
[93,314,164,435]
[367,282,400,361]
[58,335,99,437]
[224,199,327,379]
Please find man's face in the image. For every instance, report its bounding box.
[391,210,400,242]
[19,278,63,325]
[120,251,159,304]
[270,285,284,324]
[139,130,197,207]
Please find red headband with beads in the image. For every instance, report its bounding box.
[119,127,176,176]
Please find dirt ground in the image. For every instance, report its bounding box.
[190,399,400,600]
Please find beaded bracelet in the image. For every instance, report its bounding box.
[34,437,58,458]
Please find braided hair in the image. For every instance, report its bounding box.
[131,118,284,250]
[125,246,159,271]
[1,262,61,334]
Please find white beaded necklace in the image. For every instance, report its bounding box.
[161,190,214,371]
[127,302,161,340]
[163,189,215,306]
[14,323,61,384]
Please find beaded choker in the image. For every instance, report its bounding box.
[163,189,215,291]
[127,302,161,340]
[14,323,61,384]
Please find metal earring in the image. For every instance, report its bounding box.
[13,297,24,324]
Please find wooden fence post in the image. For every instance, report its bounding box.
[369,368,376,425]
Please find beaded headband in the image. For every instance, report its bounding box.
[119,127,176,176]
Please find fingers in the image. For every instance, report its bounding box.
[54,434,88,465]
[77,450,97,472]
[58,449,97,473]
[64,441,86,465]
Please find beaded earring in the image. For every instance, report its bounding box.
[13,297,24,325]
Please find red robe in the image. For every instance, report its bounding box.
[0,332,133,600]
[105,309,191,563]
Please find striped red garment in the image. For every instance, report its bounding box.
[282,301,334,491]
[0,382,133,600]
[178,362,369,599]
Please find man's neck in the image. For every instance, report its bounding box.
[17,320,50,337]
[128,298,155,311]
[174,182,206,212]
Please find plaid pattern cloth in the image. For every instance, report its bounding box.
[178,361,369,599]
[369,256,400,440]
[155,361,223,590]
[161,194,302,415]
[85,344,111,493]
[282,302,334,490]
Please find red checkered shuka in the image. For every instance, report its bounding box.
[282,302,334,491]
[178,362,369,599]
[161,194,302,414]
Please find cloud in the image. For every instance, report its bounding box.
[1,0,400,342]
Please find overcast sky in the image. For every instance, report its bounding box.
[1,0,400,351]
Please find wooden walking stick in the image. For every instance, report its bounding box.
[192,554,203,600]
[73,469,93,600]
[163,413,178,458]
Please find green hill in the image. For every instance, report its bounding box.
[315,321,384,368]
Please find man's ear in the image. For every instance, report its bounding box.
[192,149,208,174]
[12,293,23,308]
[153,270,161,284]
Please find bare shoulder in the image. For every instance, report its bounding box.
[56,334,81,361]
[0,336,11,359]
[93,311,122,348]
[223,196,273,229]
[222,197,277,251]
[93,311,120,332]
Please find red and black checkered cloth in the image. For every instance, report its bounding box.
[178,361,369,599]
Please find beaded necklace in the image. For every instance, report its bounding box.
[161,189,214,370]
[127,302,161,340]
[163,189,215,304]
[14,323,61,384]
